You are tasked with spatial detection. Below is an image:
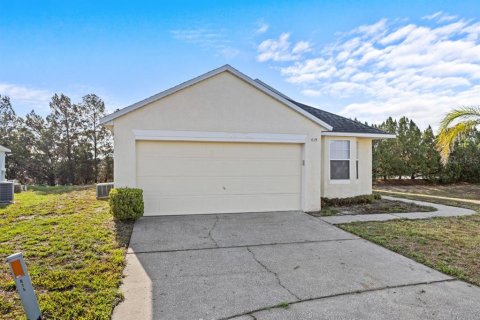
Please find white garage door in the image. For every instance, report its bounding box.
[136,141,303,215]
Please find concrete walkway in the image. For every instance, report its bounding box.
[113,211,480,320]
[320,196,477,225]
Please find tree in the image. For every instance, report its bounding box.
[0,95,33,182]
[373,117,402,180]
[405,119,423,179]
[49,94,81,184]
[25,111,58,185]
[1,93,114,185]
[0,95,17,142]
[442,129,480,183]
[436,106,480,164]
[420,126,441,181]
[79,94,110,183]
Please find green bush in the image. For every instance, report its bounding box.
[321,194,381,207]
[109,188,144,220]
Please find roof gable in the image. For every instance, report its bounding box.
[101,65,392,138]
[100,65,333,130]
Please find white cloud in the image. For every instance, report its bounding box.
[352,18,388,38]
[256,22,269,34]
[422,11,443,20]
[257,33,312,62]
[170,28,240,58]
[0,82,52,113]
[422,11,458,23]
[258,14,480,130]
[302,89,321,97]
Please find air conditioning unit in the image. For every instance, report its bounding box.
[0,182,14,204]
[96,182,114,199]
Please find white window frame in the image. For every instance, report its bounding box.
[329,140,350,183]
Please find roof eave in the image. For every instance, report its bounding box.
[321,132,396,139]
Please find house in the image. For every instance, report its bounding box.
[100,65,394,216]
[0,145,11,181]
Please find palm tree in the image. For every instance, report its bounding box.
[436,106,480,164]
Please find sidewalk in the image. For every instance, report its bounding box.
[320,196,477,225]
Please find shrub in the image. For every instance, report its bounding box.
[109,188,144,220]
[321,194,381,207]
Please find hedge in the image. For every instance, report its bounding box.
[321,193,381,207]
[109,187,144,220]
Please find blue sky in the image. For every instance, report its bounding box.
[1,0,480,129]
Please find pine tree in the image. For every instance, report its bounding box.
[373,117,402,180]
[0,95,34,182]
[79,94,111,183]
[420,126,441,181]
[405,119,423,179]
[25,111,58,185]
[49,94,81,184]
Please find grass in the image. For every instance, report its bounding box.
[317,207,340,216]
[374,181,480,201]
[340,215,480,286]
[0,186,134,320]
[313,197,436,217]
[339,183,480,287]
[376,191,479,211]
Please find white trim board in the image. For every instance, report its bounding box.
[322,132,396,139]
[133,130,307,144]
[100,65,333,130]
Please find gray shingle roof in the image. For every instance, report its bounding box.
[288,100,387,134]
[253,78,387,134]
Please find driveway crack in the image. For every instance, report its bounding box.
[208,215,219,247]
[220,278,457,320]
[246,247,301,301]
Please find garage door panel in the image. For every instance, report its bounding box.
[137,141,301,159]
[138,175,302,196]
[143,193,301,216]
[137,157,301,177]
[136,141,303,215]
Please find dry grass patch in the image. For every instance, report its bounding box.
[0,186,133,319]
[374,182,480,201]
[340,214,480,286]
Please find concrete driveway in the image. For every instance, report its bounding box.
[113,211,480,320]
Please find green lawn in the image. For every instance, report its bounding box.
[0,186,133,320]
[340,185,480,287]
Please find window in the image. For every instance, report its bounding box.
[330,140,350,180]
[356,141,359,180]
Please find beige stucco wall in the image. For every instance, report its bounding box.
[321,136,373,198]
[110,71,327,212]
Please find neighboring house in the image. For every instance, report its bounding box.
[0,145,11,181]
[101,65,394,216]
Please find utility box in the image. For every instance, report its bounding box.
[96,182,114,199]
[0,182,14,204]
